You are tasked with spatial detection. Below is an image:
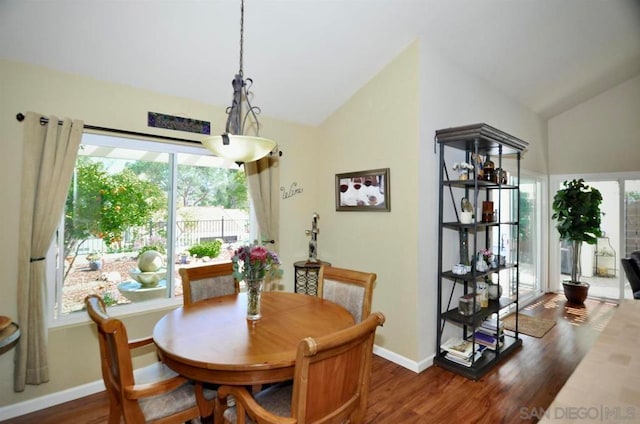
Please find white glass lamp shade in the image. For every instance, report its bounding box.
[202,134,277,163]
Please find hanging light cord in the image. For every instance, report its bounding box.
[224,0,261,138]
[239,0,244,76]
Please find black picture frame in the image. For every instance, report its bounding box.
[335,168,390,212]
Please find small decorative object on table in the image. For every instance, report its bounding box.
[0,315,20,355]
[305,212,320,263]
[232,244,282,320]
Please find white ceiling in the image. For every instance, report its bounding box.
[1,0,639,126]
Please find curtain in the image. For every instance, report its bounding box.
[244,150,280,291]
[15,112,83,391]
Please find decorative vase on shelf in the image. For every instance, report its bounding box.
[475,253,489,272]
[246,278,264,320]
[488,283,502,300]
[476,281,489,308]
[459,231,470,266]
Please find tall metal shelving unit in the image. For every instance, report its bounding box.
[434,123,528,380]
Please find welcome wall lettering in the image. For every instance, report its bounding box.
[281,182,303,200]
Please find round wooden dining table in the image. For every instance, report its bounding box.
[153,292,355,386]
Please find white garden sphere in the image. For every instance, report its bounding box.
[138,250,164,272]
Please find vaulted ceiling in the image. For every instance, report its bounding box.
[1,0,639,126]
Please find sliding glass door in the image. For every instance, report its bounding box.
[580,180,620,300]
[552,173,640,302]
[517,173,544,303]
[623,179,640,299]
[491,170,545,306]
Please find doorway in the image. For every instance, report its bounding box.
[551,174,640,302]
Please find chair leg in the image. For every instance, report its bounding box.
[107,398,121,424]
[195,382,214,419]
[214,395,227,424]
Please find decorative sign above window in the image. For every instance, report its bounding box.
[148,112,211,135]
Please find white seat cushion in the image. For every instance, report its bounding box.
[323,279,365,322]
[134,362,216,421]
[223,382,292,423]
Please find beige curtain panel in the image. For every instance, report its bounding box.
[245,151,280,291]
[15,112,83,391]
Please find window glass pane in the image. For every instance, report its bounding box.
[623,179,640,299]
[518,176,542,301]
[53,134,249,319]
[489,173,543,305]
[59,141,170,315]
[172,152,250,292]
[624,180,640,257]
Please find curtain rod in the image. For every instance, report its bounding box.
[15,113,202,145]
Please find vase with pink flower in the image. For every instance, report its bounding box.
[232,244,282,320]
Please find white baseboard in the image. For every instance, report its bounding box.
[373,344,434,373]
[0,380,105,421]
[0,347,433,420]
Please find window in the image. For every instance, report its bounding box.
[48,132,251,323]
[489,170,546,306]
[516,172,545,303]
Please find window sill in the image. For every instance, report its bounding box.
[49,297,183,329]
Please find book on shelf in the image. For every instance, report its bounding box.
[477,325,504,338]
[444,345,486,367]
[479,318,505,334]
[441,337,476,359]
[469,331,503,350]
[481,317,504,331]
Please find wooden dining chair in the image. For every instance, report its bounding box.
[216,312,385,424]
[317,265,376,323]
[84,295,215,424]
[180,261,239,306]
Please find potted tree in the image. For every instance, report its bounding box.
[552,179,603,303]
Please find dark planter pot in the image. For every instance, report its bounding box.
[89,260,103,271]
[562,281,590,304]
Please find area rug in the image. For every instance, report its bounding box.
[503,313,556,338]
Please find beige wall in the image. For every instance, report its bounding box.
[548,74,640,175]
[0,59,319,408]
[317,42,421,361]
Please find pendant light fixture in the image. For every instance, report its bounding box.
[202,0,277,163]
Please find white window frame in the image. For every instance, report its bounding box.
[47,131,247,328]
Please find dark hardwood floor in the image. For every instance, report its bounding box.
[1,293,617,424]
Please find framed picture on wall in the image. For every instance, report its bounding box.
[335,168,390,212]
